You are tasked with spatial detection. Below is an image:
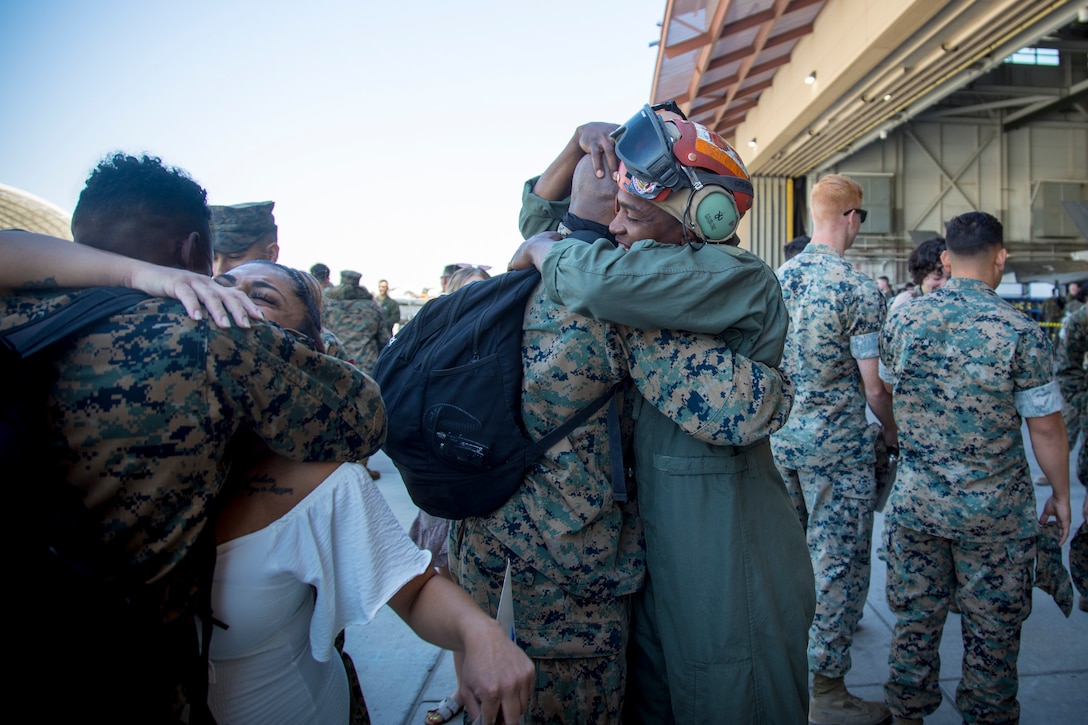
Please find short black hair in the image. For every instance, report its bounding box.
[309,263,331,282]
[907,236,946,286]
[783,235,811,261]
[945,212,1002,257]
[71,153,209,252]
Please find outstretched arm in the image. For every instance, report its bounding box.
[623,328,794,446]
[519,122,619,239]
[541,237,788,362]
[388,569,534,725]
[0,229,262,327]
[531,121,620,201]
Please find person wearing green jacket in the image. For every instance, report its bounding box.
[512,106,814,725]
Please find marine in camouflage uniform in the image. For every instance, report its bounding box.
[773,243,887,671]
[880,211,1070,723]
[323,269,390,374]
[771,174,897,725]
[1058,303,1088,457]
[210,201,280,276]
[4,291,384,718]
[448,280,792,724]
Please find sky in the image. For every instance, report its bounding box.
[0,0,664,297]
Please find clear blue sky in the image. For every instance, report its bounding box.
[0,0,664,296]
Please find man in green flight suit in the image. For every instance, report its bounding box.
[512,105,815,724]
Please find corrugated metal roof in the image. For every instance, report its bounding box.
[650,0,1086,177]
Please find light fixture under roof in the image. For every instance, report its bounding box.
[804,71,817,84]
[748,138,757,148]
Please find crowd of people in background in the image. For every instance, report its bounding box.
[1,99,1085,725]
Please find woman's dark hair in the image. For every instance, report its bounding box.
[907,236,946,287]
[242,261,324,350]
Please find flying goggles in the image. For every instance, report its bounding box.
[611,102,754,214]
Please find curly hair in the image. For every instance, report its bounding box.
[71,153,209,251]
[907,236,946,287]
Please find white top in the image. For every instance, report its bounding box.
[207,463,432,724]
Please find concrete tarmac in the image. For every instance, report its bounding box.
[348,444,1087,725]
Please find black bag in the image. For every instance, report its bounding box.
[373,268,624,519]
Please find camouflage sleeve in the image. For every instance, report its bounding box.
[1057,307,1088,408]
[1013,323,1063,418]
[321,329,350,362]
[518,175,568,239]
[847,278,886,358]
[879,314,899,385]
[210,321,385,462]
[541,238,787,361]
[622,327,793,446]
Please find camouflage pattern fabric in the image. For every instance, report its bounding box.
[448,286,639,724]
[1,291,385,620]
[1033,521,1073,615]
[880,277,1060,542]
[779,465,873,676]
[323,283,390,374]
[322,328,350,362]
[450,517,630,725]
[210,201,276,253]
[883,523,1034,723]
[879,277,1061,722]
[1057,304,1087,454]
[1071,522,1088,598]
[771,242,886,679]
[773,242,886,476]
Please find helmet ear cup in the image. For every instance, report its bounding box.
[688,185,740,242]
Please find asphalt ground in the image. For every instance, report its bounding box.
[349,437,1088,725]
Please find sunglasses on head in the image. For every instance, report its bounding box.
[844,208,869,223]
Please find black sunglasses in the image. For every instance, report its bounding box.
[844,208,869,223]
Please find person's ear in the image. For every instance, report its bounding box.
[178,231,213,276]
[995,247,1008,274]
[940,249,951,273]
[265,240,280,263]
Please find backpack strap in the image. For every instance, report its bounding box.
[1,287,151,357]
[503,378,630,503]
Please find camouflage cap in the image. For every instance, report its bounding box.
[340,270,362,285]
[211,201,277,253]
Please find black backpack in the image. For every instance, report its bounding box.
[373,268,625,519]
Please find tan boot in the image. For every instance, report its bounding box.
[809,674,891,725]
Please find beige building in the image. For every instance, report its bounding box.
[649,0,1088,287]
